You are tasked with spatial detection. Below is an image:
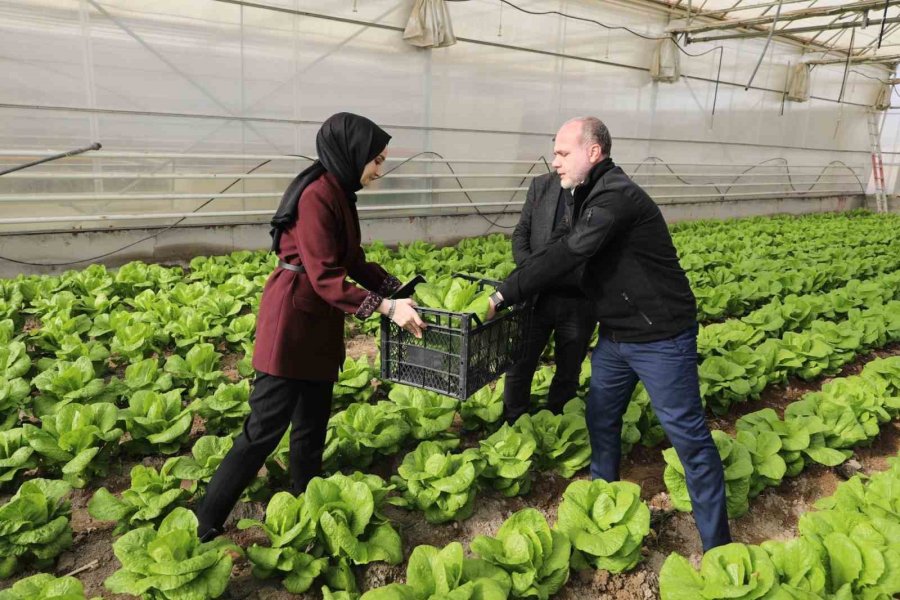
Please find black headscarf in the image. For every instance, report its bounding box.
[270,112,391,252]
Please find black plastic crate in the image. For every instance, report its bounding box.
[379,277,532,400]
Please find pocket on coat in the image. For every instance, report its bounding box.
[290,280,333,315]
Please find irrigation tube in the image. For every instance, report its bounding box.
[0,190,864,226]
[0,183,864,204]
[0,172,864,180]
[0,151,869,171]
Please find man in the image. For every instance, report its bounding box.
[487,117,731,552]
[505,170,596,424]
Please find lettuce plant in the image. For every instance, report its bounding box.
[163,435,233,487]
[0,479,73,578]
[164,343,225,399]
[118,357,174,396]
[0,428,37,489]
[195,290,243,325]
[165,309,225,349]
[759,538,827,599]
[237,491,327,593]
[0,375,30,431]
[0,341,30,381]
[459,378,504,431]
[555,479,650,574]
[323,402,410,470]
[514,411,590,478]
[414,276,492,322]
[31,356,111,416]
[224,313,256,346]
[241,472,402,577]
[120,390,193,455]
[664,430,753,519]
[785,376,887,454]
[190,380,250,436]
[477,423,536,497]
[797,510,900,598]
[361,542,511,600]
[699,348,768,414]
[110,321,167,362]
[305,472,402,566]
[471,508,570,599]
[735,408,845,476]
[734,429,786,498]
[659,543,777,600]
[333,355,377,407]
[779,332,832,380]
[389,385,457,441]
[88,464,194,535]
[393,441,484,523]
[24,402,123,488]
[104,507,239,599]
[0,572,99,600]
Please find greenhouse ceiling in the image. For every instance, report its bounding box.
[658,0,900,63]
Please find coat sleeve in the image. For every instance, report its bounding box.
[348,247,402,296]
[511,178,538,266]
[498,191,633,305]
[294,189,384,319]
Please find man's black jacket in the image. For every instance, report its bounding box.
[511,171,567,265]
[498,158,696,342]
[511,172,582,296]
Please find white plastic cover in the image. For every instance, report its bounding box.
[787,63,810,103]
[650,38,680,83]
[404,0,457,49]
[873,82,892,111]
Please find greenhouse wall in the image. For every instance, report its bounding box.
[0,0,887,272]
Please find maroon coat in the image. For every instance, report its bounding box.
[252,172,398,381]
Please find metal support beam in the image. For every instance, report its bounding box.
[671,0,897,35]
[805,52,900,63]
[689,15,900,42]
[705,0,821,16]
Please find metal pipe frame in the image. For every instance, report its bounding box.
[0,151,869,169]
[671,0,896,35]
[0,189,864,227]
[690,15,900,42]
[805,52,900,63]
[0,187,864,224]
[0,172,863,180]
[704,0,825,16]
[0,181,864,203]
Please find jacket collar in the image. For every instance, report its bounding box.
[573,157,616,204]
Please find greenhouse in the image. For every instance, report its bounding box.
[1,1,899,599]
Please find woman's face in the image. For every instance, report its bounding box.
[360,146,388,187]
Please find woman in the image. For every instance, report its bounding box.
[195,113,425,540]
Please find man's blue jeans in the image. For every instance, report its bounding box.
[586,324,732,551]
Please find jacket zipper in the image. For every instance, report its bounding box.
[621,292,654,326]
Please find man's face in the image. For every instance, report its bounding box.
[551,122,602,189]
[360,146,387,187]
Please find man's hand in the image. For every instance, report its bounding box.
[486,297,497,321]
[378,298,427,338]
[486,290,504,321]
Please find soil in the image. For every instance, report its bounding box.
[345,334,379,363]
[3,344,899,599]
[221,351,243,383]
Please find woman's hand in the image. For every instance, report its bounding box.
[379,298,427,338]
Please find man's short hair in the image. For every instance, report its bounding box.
[563,116,612,157]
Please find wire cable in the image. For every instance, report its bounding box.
[631,156,865,195]
[381,150,551,230]
[0,158,288,266]
[0,150,548,264]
